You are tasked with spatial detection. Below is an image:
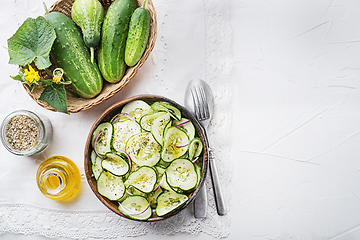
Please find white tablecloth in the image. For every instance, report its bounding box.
[2,0,360,239]
[0,0,232,239]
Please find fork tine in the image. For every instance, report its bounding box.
[192,86,206,120]
[195,88,205,120]
[198,85,210,119]
[190,87,202,120]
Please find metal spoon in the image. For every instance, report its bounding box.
[185,79,226,217]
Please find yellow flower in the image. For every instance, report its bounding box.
[24,66,40,85]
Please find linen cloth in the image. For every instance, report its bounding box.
[0,0,232,238]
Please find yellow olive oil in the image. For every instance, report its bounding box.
[36,156,81,201]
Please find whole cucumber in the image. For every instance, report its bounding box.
[98,0,138,83]
[125,0,151,67]
[71,0,104,63]
[45,12,103,98]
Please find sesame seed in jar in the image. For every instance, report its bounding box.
[5,115,38,151]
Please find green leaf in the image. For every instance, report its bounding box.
[7,16,56,70]
[11,73,24,81]
[39,83,68,114]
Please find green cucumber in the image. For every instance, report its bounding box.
[188,137,203,160]
[92,122,113,156]
[98,0,138,83]
[101,152,130,176]
[97,171,125,201]
[92,155,103,180]
[161,126,190,162]
[121,100,153,122]
[71,0,104,63]
[139,111,166,131]
[112,119,141,152]
[119,195,152,220]
[125,0,151,66]
[124,166,157,193]
[125,132,161,167]
[45,12,103,98]
[165,158,197,191]
[156,191,188,217]
[151,112,171,146]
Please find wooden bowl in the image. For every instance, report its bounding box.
[24,0,157,113]
[84,95,209,221]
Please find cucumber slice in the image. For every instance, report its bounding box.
[139,111,166,131]
[151,102,181,121]
[111,113,135,124]
[125,166,157,193]
[92,155,103,180]
[90,150,97,165]
[161,126,190,162]
[151,112,171,145]
[101,152,129,176]
[154,166,172,191]
[155,191,188,217]
[173,118,195,140]
[188,137,203,160]
[112,119,141,152]
[121,100,153,122]
[97,171,125,201]
[165,158,197,191]
[148,187,162,208]
[92,122,113,156]
[128,185,147,198]
[125,132,161,166]
[118,196,152,221]
[194,163,202,188]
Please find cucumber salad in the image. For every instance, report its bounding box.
[90,100,204,220]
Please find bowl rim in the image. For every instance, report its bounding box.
[84,94,209,222]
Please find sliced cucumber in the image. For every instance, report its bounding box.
[92,122,113,156]
[165,158,197,191]
[111,113,135,124]
[125,166,157,193]
[97,171,125,201]
[173,118,195,140]
[161,126,190,162]
[125,132,161,166]
[112,119,141,152]
[188,137,203,160]
[156,191,188,217]
[121,100,153,122]
[90,150,97,165]
[154,165,172,191]
[151,112,171,145]
[92,155,103,180]
[148,187,162,208]
[155,165,166,175]
[90,99,204,220]
[139,111,166,131]
[119,195,152,221]
[101,152,129,176]
[194,163,202,188]
[128,185,147,198]
[151,101,181,121]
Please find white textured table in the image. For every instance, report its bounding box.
[2,0,360,240]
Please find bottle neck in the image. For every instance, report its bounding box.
[40,168,67,195]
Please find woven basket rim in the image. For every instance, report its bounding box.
[24,0,157,113]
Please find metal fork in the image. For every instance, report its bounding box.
[187,79,226,216]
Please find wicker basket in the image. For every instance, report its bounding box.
[24,0,157,113]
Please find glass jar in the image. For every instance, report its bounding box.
[0,110,53,156]
[36,156,81,201]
